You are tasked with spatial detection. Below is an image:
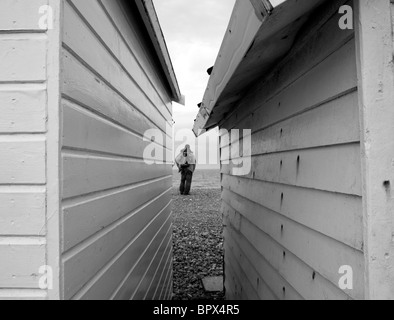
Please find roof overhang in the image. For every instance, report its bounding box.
[135,0,184,105]
[193,0,328,136]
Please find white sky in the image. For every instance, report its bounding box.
[271,0,287,7]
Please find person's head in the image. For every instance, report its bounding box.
[182,144,190,155]
[181,145,192,158]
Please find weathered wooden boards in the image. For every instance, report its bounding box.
[60,0,173,300]
[0,0,47,31]
[0,0,175,301]
[0,85,47,133]
[221,1,365,300]
[193,0,330,134]
[1,0,176,300]
[0,0,53,300]
[193,0,263,133]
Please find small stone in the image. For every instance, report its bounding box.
[202,276,224,292]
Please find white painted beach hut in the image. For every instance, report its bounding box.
[0,0,181,300]
[194,0,394,300]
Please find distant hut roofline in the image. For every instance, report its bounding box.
[135,0,184,105]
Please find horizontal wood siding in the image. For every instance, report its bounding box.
[61,0,173,300]
[0,85,47,133]
[0,0,51,300]
[0,188,46,236]
[220,3,364,300]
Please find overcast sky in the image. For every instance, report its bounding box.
[153,0,236,134]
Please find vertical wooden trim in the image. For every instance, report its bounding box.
[355,0,394,300]
[46,0,62,300]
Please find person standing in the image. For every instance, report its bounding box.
[175,145,196,195]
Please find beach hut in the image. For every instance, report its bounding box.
[194,0,394,300]
[0,0,181,300]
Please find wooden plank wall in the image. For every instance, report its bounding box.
[60,0,173,300]
[220,1,365,300]
[0,0,55,300]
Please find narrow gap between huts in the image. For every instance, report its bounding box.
[172,169,225,300]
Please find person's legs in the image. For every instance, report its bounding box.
[184,171,193,195]
[180,170,186,195]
